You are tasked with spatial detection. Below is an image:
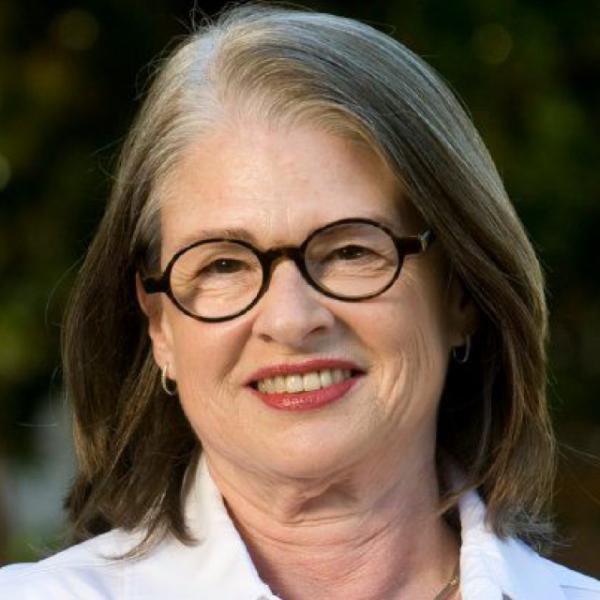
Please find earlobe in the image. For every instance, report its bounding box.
[135,274,176,377]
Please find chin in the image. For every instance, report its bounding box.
[257,429,371,482]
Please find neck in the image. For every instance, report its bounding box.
[205,450,460,600]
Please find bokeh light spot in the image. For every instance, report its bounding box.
[52,9,99,51]
[473,23,513,65]
[0,153,12,190]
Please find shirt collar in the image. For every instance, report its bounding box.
[127,455,278,600]
[458,488,567,600]
[180,455,280,599]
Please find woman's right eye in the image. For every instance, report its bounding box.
[202,258,245,274]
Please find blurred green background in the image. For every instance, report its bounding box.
[1,0,599,575]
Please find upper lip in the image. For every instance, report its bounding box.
[245,359,366,385]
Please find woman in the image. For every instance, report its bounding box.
[1,4,598,599]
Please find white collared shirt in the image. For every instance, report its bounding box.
[1,456,599,599]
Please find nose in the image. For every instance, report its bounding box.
[251,258,335,346]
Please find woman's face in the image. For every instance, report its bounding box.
[141,120,470,482]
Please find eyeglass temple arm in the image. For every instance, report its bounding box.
[419,229,435,251]
[140,274,167,294]
[396,229,435,255]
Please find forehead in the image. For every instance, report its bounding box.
[159,121,411,257]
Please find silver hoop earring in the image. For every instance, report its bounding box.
[161,364,178,396]
[452,336,471,364]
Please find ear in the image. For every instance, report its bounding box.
[136,273,177,378]
[445,271,479,348]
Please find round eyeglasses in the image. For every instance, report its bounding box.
[140,218,434,322]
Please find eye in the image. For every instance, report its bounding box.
[201,258,247,274]
[329,245,373,260]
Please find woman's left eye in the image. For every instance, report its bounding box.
[330,245,372,260]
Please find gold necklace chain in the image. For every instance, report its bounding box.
[432,562,460,600]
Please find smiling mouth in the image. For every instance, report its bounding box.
[250,368,363,394]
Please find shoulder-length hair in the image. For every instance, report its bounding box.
[63,2,555,555]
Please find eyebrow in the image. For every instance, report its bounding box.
[174,213,406,251]
[177,227,259,248]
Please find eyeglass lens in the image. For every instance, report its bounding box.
[169,222,400,320]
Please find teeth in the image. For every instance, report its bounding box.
[286,374,304,393]
[256,368,354,394]
[319,370,333,387]
[274,376,286,393]
[303,372,321,391]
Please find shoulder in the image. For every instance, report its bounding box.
[487,534,600,599]
[543,557,600,599]
[0,529,141,599]
[457,488,600,599]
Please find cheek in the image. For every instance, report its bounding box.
[372,276,451,413]
[406,290,450,377]
[378,272,450,356]
[168,316,246,412]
